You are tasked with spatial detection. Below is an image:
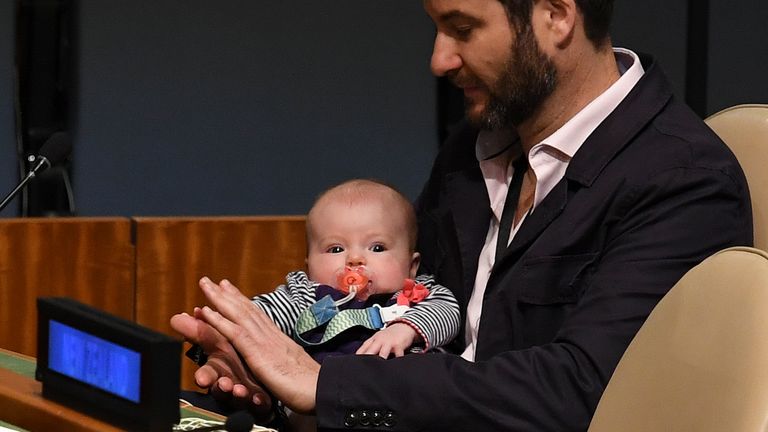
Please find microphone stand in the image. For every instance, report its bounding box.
[0,156,50,213]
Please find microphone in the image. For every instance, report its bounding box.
[186,411,255,432]
[0,132,72,213]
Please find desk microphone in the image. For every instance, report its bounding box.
[0,131,72,213]
[186,411,255,432]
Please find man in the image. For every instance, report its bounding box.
[172,0,752,430]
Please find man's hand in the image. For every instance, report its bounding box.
[356,322,419,358]
[170,310,273,420]
[195,277,321,415]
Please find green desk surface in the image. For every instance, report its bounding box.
[0,349,36,380]
[0,348,262,431]
[0,347,222,421]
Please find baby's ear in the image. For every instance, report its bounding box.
[409,252,421,278]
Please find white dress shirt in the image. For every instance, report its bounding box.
[461,48,645,361]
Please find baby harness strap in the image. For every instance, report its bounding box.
[294,294,407,347]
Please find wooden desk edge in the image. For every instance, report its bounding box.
[0,347,34,363]
[0,367,123,432]
[0,348,226,431]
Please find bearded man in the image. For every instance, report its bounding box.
[172,0,752,430]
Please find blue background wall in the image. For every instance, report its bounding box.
[73,0,438,215]
[708,0,767,114]
[2,0,766,217]
[612,1,688,100]
[0,1,16,211]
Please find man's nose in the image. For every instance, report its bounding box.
[430,33,462,77]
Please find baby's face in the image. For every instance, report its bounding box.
[306,196,418,296]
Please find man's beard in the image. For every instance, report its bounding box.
[467,27,557,130]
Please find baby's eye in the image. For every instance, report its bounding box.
[327,246,344,253]
[370,244,386,253]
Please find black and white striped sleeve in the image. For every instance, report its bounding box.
[392,274,460,350]
[250,270,317,337]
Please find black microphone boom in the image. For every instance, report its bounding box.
[0,132,72,213]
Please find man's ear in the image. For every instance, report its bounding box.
[409,252,421,279]
[533,0,577,50]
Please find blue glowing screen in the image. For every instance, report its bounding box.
[48,320,141,403]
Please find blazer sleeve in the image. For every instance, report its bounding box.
[314,163,752,431]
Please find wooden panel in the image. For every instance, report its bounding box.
[0,218,135,356]
[133,216,307,390]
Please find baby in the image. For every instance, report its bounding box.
[180,179,459,430]
[253,178,459,361]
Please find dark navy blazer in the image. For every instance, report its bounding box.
[315,54,753,432]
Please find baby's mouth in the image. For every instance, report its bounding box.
[336,266,374,299]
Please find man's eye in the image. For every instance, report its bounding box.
[370,244,386,253]
[454,25,472,39]
[327,246,344,253]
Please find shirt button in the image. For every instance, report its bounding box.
[344,409,359,428]
[384,411,397,428]
[371,410,384,426]
[359,409,371,426]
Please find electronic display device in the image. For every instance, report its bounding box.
[36,297,182,431]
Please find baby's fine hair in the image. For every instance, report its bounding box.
[307,179,418,250]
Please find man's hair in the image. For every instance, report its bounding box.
[307,179,418,251]
[498,0,614,48]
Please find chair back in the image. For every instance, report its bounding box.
[588,247,768,432]
[705,104,768,250]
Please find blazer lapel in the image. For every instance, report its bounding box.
[493,178,569,271]
[444,166,491,298]
[565,54,672,188]
[492,54,673,273]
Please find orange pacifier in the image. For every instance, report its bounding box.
[336,266,372,300]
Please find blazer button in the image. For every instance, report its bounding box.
[359,409,371,426]
[384,411,397,428]
[371,410,384,426]
[344,409,359,428]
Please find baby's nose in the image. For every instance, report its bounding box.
[346,253,366,267]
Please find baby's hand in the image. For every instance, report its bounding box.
[356,323,419,358]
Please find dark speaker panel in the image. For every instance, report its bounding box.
[15,0,75,216]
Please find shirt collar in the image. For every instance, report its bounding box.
[475,48,645,213]
[536,48,644,158]
[474,48,645,163]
